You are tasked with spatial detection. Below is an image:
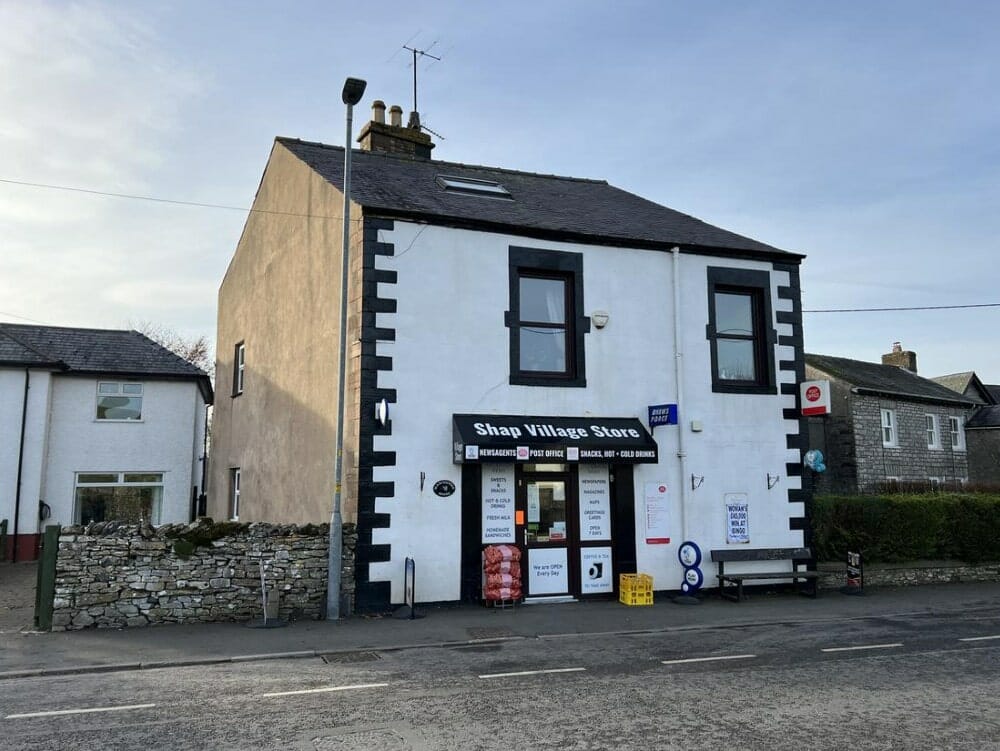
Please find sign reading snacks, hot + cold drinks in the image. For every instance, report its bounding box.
[453,414,658,464]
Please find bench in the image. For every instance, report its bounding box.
[710,547,819,602]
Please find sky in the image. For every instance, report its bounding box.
[1,1,998,382]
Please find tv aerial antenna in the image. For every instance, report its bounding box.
[391,37,446,137]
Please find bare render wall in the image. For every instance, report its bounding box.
[212,141,365,524]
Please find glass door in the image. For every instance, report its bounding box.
[518,464,575,597]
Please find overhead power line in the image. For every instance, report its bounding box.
[0,178,362,223]
[804,303,1000,313]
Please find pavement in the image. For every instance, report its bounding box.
[3,559,1000,681]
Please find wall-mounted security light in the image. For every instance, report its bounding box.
[592,311,609,329]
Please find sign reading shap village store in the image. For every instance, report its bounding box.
[453,414,658,464]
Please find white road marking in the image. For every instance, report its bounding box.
[6,703,156,720]
[261,682,388,698]
[661,654,756,665]
[821,643,903,653]
[959,635,1000,642]
[478,667,586,679]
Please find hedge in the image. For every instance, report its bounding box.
[812,493,1000,564]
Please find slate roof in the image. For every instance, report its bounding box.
[277,138,798,258]
[0,323,213,403]
[931,372,976,395]
[988,385,1000,403]
[968,404,1000,429]
[805,353,976,406]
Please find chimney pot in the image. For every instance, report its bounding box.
[892,341,902,353]
[389,105,403,127]
[371,100,386,124]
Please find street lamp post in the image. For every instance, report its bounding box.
[327,76,367,620]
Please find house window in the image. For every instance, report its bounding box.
[506,247,588,387]
[926,414,941,449]
[928,477,942,490]
[881,409,897,447]
[75,472,163,524]
[230,468,241,520]
[233,342,245,396]
[949,416,966,451]
[706,268,776,394]
[96,382,143,420]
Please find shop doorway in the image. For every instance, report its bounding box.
[516,463,615,600]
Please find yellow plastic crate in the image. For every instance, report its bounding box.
[619,573,653,606]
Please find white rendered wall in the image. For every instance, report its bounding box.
[369,221,802,603]
[41,377,205,527]
[0,369,52,538]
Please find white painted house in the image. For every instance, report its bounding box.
[0,324,213,561]
[212,101,809,613]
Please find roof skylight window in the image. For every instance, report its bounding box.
[436,175,512,199]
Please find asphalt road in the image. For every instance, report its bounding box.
[3,609,1000,750]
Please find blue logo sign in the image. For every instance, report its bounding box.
[648,404,678,430]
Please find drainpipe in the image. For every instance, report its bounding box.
[671,248,688,541]
[12,368,29,563]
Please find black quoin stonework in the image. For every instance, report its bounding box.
[774,261,813,549]
[354,216,397,613]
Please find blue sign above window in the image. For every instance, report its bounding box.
[648,404,678,430]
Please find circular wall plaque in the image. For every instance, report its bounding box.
[433,480,456,497]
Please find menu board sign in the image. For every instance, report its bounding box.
[481,464,515,544]
[579,465,612,541]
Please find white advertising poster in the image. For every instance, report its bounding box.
[481,464,516,543]
[528,547,569,595]
[527,484,541,523]
[578,465,612,541]
[644,482,670,544]
[580,547,614,594]
[725,493,750,544]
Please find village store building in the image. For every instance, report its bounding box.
[211,101,809,612]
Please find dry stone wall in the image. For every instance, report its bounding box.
[52,519,353,631]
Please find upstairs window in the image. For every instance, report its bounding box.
[506,247,588,387]
[233,342,245,396]
[949,416,966,451]
[96,382,143,420]
[881,408,897,447]
[926,414,941,449]
[706,268,776,394]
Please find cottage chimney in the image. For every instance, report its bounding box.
[357,101,434,159]
[882,341,918,373]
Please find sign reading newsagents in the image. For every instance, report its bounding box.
[453,414,658,464]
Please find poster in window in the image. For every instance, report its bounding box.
[580,547,613,594]
[644,482,670,544]
[725,493,750,544]
[578,465,611,541]
[527,547,569,595]
[481,465,516,543]
[527,483,540,523]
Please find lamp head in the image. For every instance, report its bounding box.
[342,77,367,106]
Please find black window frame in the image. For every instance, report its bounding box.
[232,341,245,397]
[706,267,776,394]
[505,246,589,387]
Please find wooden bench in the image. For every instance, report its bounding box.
[710,547,819,602]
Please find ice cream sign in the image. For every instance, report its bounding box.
[800,380,831,416]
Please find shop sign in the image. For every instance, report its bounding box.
[800,380,831,416]
[453,414,658,464]
[527,547,568,595]
[433,480,455,497]
[481,465,515,544]
[644,482,670,544]
[580,547,613,594]
[725,493,750,544]
[578,465,611,541]
[648,403,678,431]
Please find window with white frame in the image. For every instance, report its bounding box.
[881,408,897,447]
[96,382,143,420]
[75,472,163,524]
[949,416,966,451]
[230,468,241,520]
[928,477,943,490]
[926,414,941,449]
[233,342,245,396]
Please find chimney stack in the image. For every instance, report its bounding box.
[357,101,434,159]
[881,341,918,373]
